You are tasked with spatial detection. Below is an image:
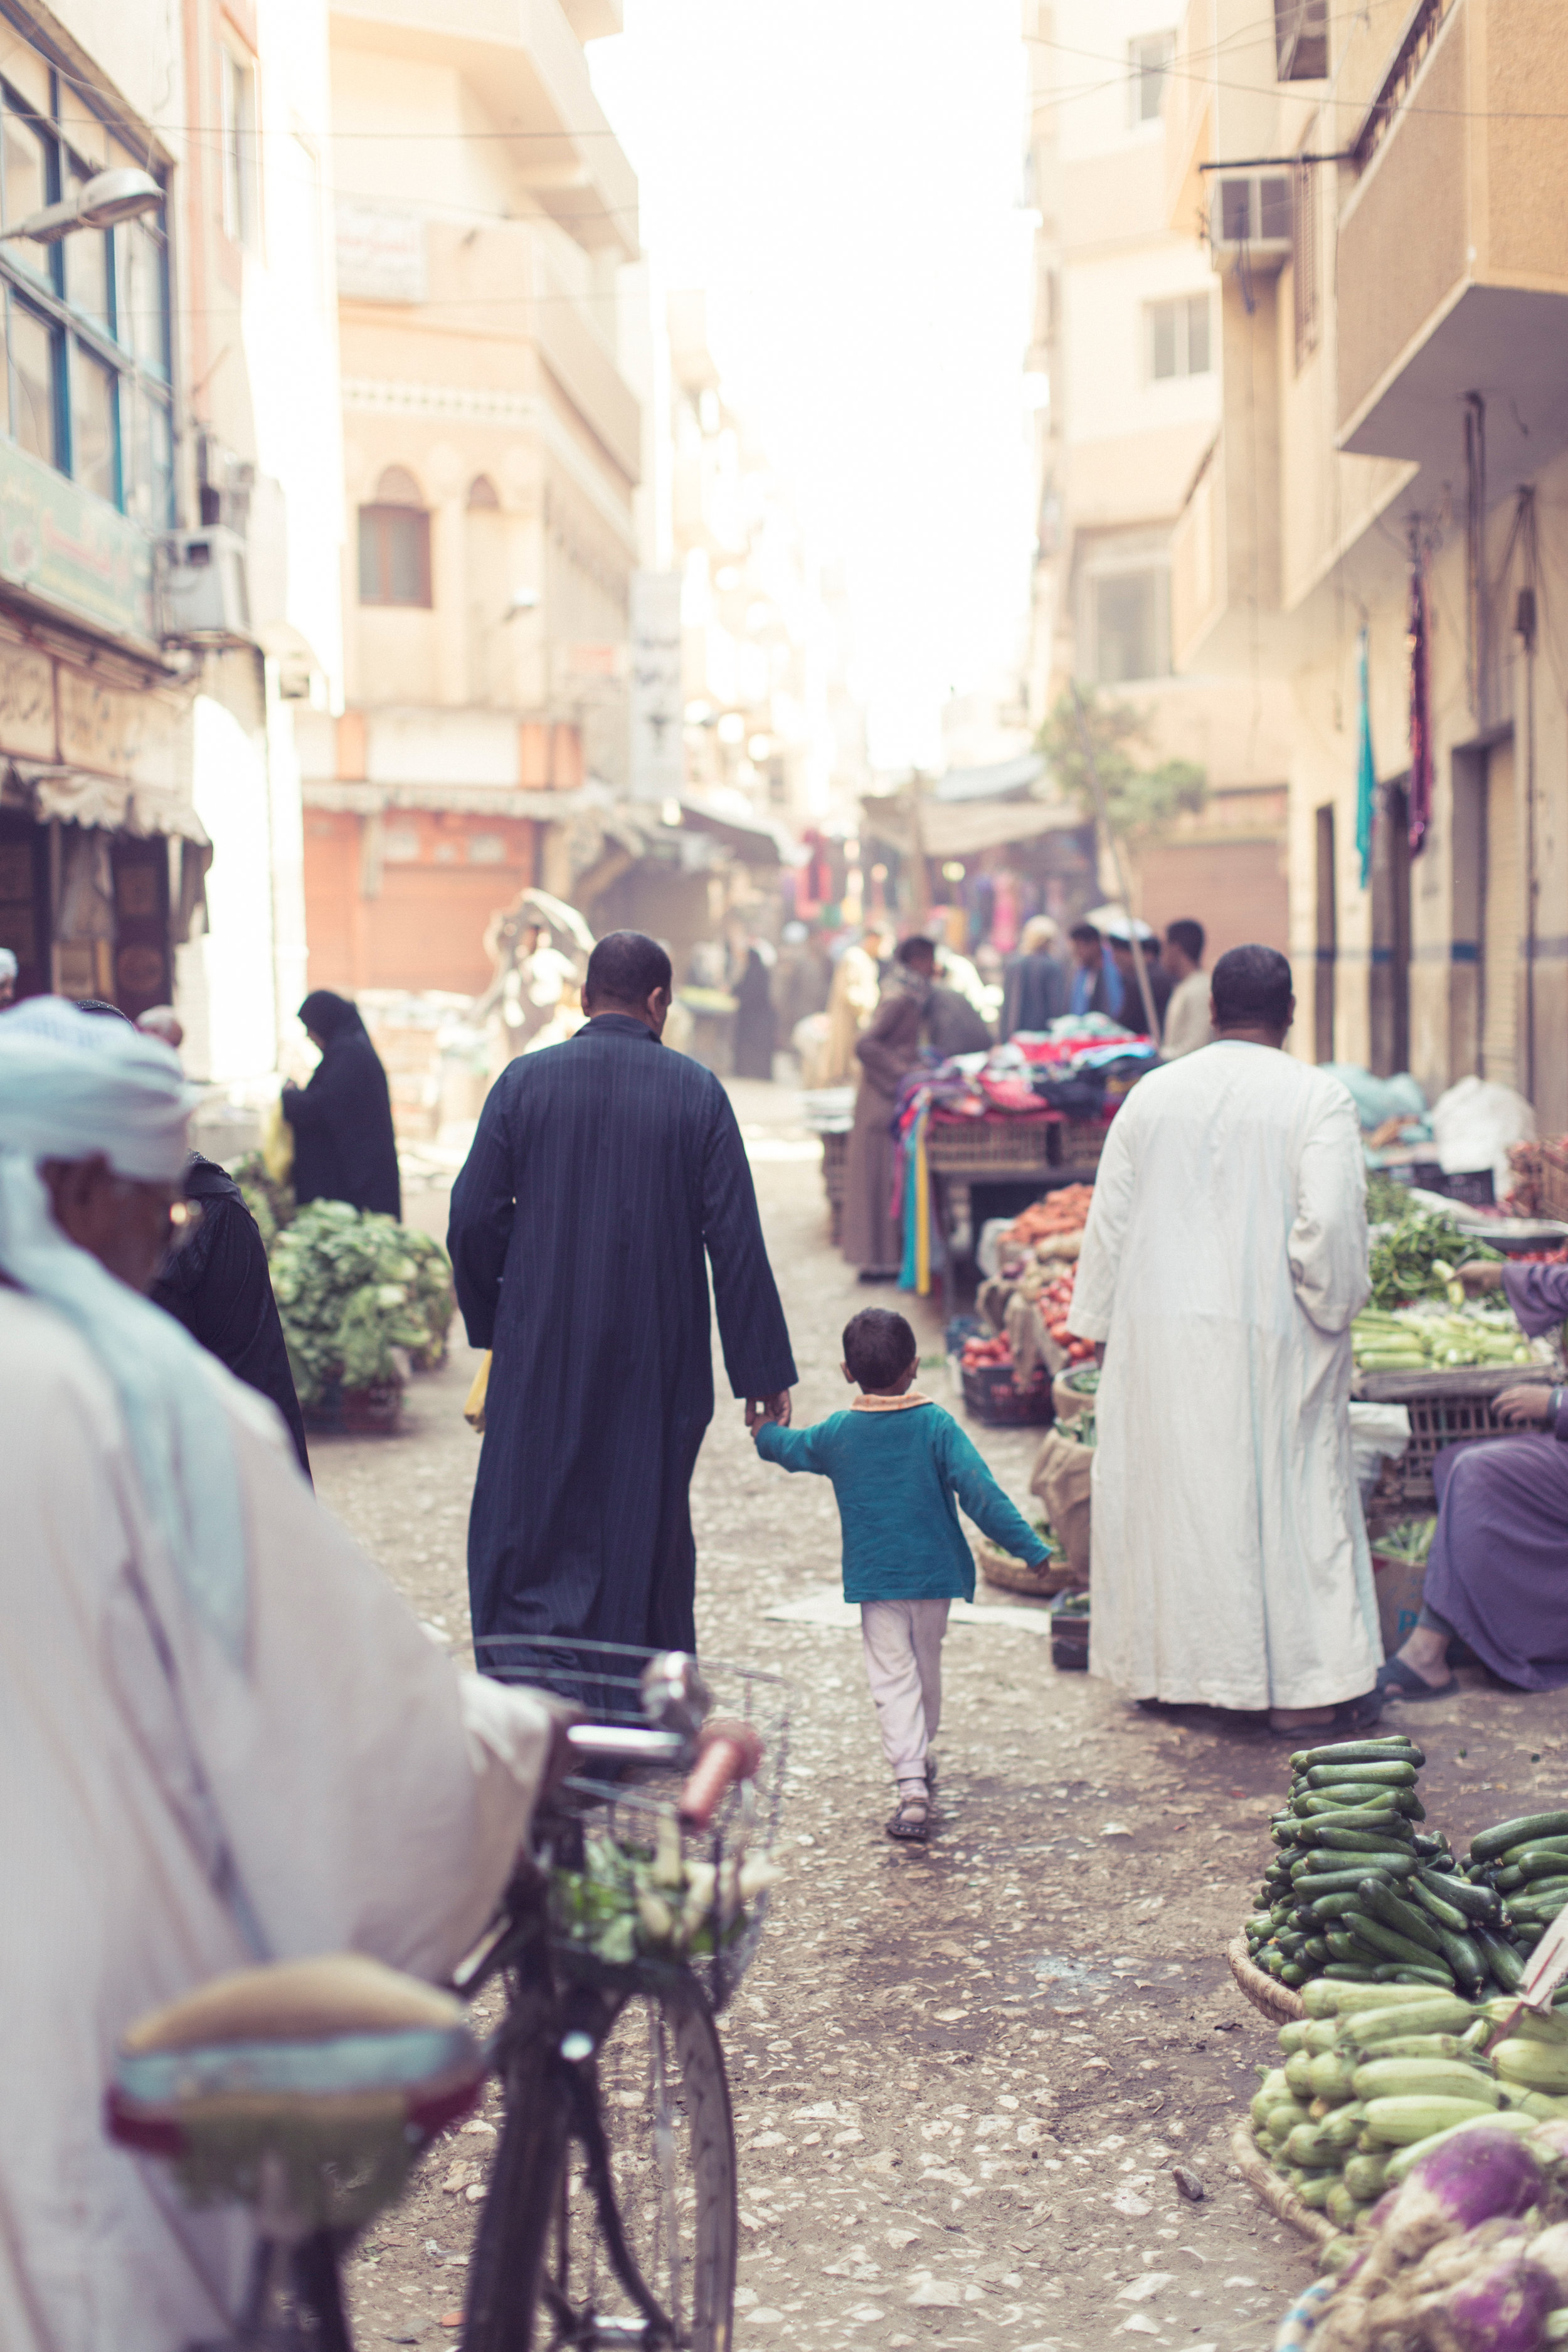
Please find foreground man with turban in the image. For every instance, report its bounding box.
[0,999,561,2351]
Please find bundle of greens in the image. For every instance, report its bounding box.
[549,1818,775,1968]
[268,1202,454,1406]
[1369,1207,1501,1310]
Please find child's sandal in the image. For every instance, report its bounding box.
[886,1791,930,1843]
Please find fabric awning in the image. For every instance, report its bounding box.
[11,762,211,846]
[862,795,1091,860]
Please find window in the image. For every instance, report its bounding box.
[0,73,171,522]
[1128,31,1175,125]
[1089,568,1168,682]
[1147,293,1211,381]
[220,48,258,248]
[1275,0,1328,81]
[359,467,431,607]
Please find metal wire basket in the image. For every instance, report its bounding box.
[477,1636,789,2013]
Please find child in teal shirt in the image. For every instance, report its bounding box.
[754,1307,1050,1841]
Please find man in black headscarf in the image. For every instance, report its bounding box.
[282,990,401,1219]
[448,930,797,1653]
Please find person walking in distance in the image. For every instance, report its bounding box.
[752,1308,1051,1841]
[448,930,797,1653]
[1159,919,1215,1059]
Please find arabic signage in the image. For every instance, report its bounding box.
[0,437,156,645]
[336,203,428,305]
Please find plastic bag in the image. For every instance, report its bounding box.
[1429,1074,1536,1195]
[260,1092,294,1184]
[1348,1401,1411,1506]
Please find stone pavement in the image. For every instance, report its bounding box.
[310,1078,1567,2351]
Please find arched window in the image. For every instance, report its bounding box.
[358,466,430,605]
[466,474,500,511]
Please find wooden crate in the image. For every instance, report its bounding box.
[925,1116,1054,1173]
[1052,1115,1113,1172]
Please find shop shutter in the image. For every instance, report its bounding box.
[1481,738,1518,1088]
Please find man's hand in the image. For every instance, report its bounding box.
[746,1390,793,1433]
[1456,1261,1505,1296]
[1496,1384,1555,1428]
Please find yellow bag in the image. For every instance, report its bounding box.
[261,1093,294,1185]
[464,1353,491,1433]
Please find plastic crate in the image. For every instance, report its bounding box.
[960,1359,1054,1426]
[1362,1371,1554,1510]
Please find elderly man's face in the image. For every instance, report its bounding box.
[40,1153,196,1292]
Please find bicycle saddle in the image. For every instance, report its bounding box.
[108,1954,484,2232]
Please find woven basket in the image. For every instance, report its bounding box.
[1226,1934,1306,2025]
[925,1116,1054,1173]
[1229,2121,1336,2249]
[975,1540,1083,1597]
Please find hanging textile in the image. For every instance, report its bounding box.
[1407,556,1433,857]
[1355,627,1375,889]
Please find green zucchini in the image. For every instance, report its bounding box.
[1355,1880,1448,1956]
[1510,1848,1568,1880]
[1295,1850,1417,1881]
[1300,1981,1453,2016]
[1342,2151,1389,2201]
[1434,1927,1486,1994]
[1308,1823,1412,1854]
[1306,1761,1418,1790]
[1418,1867,1498,1923]
[1470,1812,1568,1865]
[1384,1966,1459,1989]
[1325,1931,1384,1966]
[1500,1834,1568,1867]
[1352,2057,1503,2106]
[1291,1739,1423,1770]
[1409,1875,1470,1934]
[1364,2094,1505,2146]
[1345,1997,1476,2045]
[1475,1927,1525,1991]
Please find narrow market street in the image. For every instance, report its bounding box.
[305,1081,1568,2350]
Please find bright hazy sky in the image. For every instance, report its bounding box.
[590,2,1035,771]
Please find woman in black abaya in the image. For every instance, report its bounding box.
[281,991,401,1217]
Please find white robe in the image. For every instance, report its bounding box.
[1067,1042,1382,1711]
[0,1288,554,2352]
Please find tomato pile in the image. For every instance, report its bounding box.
[960,1331,1023,1372]
[1037,1263,1095,1364]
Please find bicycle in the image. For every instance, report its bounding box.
[107,1643,787,2351]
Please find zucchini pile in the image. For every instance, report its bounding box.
[1244,1747,1568,2003]
[1251,1981,1568,2231]
[1244,1735,1506,1994]
[1453,1808,1568,1980]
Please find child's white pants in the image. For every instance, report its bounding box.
[860,1598,950,1784]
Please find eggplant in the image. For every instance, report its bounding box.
[1379,2126,1547,2265]
[1421,2245,1558,2352]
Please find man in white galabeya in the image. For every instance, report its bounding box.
[1067,945,1382,1734]
[0,997,563,2351]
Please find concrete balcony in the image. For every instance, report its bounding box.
[330,0,637,258]
[1337,0,1568,501]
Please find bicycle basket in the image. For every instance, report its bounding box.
[477,1636,788,2013]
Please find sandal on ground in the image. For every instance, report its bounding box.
[886,1791,930,1843]
[1266,1690,1385,1738]
[1376,1656,1459,1702]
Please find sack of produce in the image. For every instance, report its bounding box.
[1052,1363,1099,1424]
[1030,1422,1093,1584]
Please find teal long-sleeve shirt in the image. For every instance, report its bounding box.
[754,1399,1051,1603]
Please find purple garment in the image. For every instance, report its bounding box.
[1421,1259,1568,1688]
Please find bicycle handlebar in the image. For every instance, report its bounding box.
[566,1725,688,1764]
[678,1720,765,1830]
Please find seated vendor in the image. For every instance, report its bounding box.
[1379,1258,1568,1700]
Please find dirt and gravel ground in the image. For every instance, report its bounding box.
[309,1078,1567,2351]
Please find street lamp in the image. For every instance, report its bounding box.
[0,167,162,246]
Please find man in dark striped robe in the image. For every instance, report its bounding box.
[448,930,797,1656]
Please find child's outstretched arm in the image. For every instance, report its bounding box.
[937,1417,1051,1562]
[754,1419,832,1475]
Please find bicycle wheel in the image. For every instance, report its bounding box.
[465,1972,736,2351]
[553,1973,737,2351]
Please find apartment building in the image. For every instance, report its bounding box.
[1022,0,1294,957]
[1164,0,1568,1126]
[0,0,340,1079]
[297,0,644,998]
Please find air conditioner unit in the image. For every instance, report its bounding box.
[157,527,253,646]
[1209,173,1293,273]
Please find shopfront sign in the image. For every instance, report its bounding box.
[0,438,156,646]
[0,637,56,758]
[58,665,152,778]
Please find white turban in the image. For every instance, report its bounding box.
[0,947,16,983]
[0,998,248,1658]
